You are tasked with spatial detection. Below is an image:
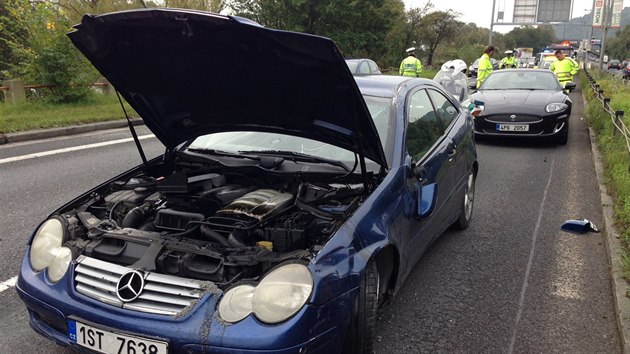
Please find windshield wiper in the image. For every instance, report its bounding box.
[239,150,351,172]
[185,148,285,169]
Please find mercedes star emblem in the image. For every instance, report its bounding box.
[116,270,145,302]
[510,114,517,121]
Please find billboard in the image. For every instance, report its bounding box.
[536,0,573,22]
[611,0,623,28]
[592,0,605,27]
[513,0,538,23]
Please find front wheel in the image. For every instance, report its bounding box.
[343,261,379,354]
[453,169,475,230]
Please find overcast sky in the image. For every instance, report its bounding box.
[403,0,625,33]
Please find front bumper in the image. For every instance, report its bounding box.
[473,112,570,138]
[16,253,355,353]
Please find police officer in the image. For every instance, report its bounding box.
[499,50,517,69]
[549,49,579,88]
[399,47,423,77]
[476,46,495,88]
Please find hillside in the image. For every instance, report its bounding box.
[553,7,629,41]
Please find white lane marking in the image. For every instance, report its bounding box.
[0,134,155,165]
[507,152,556,354]
[0,276,18,293]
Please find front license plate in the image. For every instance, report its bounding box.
[68,320,168,354]
[496,124,529,132]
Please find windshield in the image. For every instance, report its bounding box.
[479,71,562,91]
[187,95,394,170]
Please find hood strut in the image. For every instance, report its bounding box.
[116,91,148,167]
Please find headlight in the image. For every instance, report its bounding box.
[29,218,72,282]
[545,103,568,113]
[218,285,255,323]
[218,263,313,324]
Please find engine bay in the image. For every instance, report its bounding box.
[57,158,369,289]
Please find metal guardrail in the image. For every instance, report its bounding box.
[584,67,630,170]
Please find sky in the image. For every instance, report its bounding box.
[403,0,624,33]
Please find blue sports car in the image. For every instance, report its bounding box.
[16,8,478,353]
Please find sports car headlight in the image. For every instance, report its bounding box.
[545,103,568,113]
[29,218,72,282]
[218,263,313,324]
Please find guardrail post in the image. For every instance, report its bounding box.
[4,79,26,104]
[614,111,624,137]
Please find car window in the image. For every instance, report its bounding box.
[368,60,379,74]
[345,60,358,73]
[406,89,442,159]
[428,89,458,128]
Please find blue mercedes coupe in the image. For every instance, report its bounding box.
[16,8,478,354]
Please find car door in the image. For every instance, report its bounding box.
[404,88,457,263]
[426,89,470,216]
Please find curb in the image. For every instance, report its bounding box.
[584,95,630,352]
[0,118,144,145]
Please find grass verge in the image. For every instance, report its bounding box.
[580,70,630,281]
[0,93,137,134]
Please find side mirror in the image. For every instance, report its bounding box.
[560,219,599,234]
[417,183,437,219]
[468,82,477,90]
[564,81,576,91]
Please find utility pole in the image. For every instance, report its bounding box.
[489,0,497,45]
[599,0,613,65]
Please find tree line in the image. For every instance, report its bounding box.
[3,0,626,104]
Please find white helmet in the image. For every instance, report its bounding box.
[441,59,467,74]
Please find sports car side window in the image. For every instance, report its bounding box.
[428,89,458,128]
[407,89,442,159]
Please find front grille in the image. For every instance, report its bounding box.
[74,256,207,316]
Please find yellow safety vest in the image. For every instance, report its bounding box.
[477,53,493,87]
[550,58,579,85]
[399,56,423,77]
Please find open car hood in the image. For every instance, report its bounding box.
[67,8,387,167]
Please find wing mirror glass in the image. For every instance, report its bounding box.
[560,219,599,234]
[564,81,576,91]
[417,183,436,219]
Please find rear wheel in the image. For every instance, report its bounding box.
[453,169,475,230]
[343,261,379,354]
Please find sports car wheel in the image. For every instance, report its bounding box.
[343,261,379,354]
[453,169,475,230]
[555,129,568,145]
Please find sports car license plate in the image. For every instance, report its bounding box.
[68,320,168,354]
[496,124,529,132]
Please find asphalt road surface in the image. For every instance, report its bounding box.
[0,81,622,353]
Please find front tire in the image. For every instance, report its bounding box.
[343,261,379,354]
[555,128,568,145]
[453,169,475,230]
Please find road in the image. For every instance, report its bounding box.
[0,82,622,353]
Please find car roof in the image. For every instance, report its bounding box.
[355,75,437,97]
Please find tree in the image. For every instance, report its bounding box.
[418,10,461,66]
[504,25,556,53]
[607,25,630,61]
[0,0,30,76]
[229,0,405,67]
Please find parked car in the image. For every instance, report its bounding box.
[470,69,573,145]
[345,58,382,76]
[607,59,622,70]
[16,8,478,354]
[468,58,499,77]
